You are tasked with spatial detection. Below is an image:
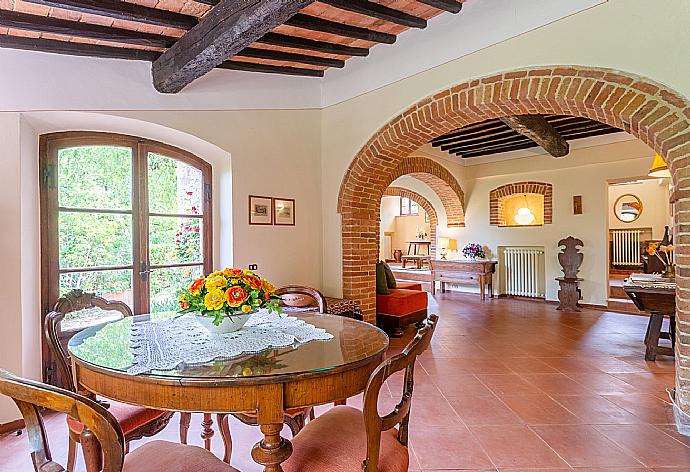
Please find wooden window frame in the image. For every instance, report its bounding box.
[400,197,419,216]
[39,132,213,379]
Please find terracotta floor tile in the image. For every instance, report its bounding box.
[446,394,523,426]
[408,394,464,428]
[596,424,690,468]
[604,394,675,425]
[500,394,582,425]
[409,426,494,470]
[476,374,545,396]
[521,373,592,395]
[429,373,495,396]
[551,395,644,425]
[531,425,642,467]
[566,373,641,395]
[507,358,560,374]
[470,425,569,469]
[541,357,606,373]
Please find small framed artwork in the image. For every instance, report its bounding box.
[249,195,273,225]
[273,198,295,226]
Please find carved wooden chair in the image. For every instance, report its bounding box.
[44,289,178,471]
[282,314,439,472]
[0,368,239,472]
[214,285,327,463]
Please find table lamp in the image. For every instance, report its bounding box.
[438,237,456,260]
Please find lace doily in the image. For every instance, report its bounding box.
[128,310,333,375]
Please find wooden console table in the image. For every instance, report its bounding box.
[429,259,497,300]
[624,277,676,361]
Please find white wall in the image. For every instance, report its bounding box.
[380,197,399,260]
[608,179,672,239]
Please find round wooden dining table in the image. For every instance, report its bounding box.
[68,312,389,472]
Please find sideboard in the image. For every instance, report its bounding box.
[429,259,497,301]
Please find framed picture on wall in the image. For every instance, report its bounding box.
[249,195,273,225]
[273,198,295,226]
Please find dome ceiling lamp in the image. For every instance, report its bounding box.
[648,153,671,178]
[514,194,536,226]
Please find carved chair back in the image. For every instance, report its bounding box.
[362,314,438,471]
[45,289,133,390]
[275,285,328,313]
[0,368,125,472]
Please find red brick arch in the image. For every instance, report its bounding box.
[489,181,553,226]
[337,64,690,414]
[383,186,439,255]
[390,157,465,227]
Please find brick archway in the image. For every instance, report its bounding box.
[391,156,465,227]
[337,65,690,413]
[490,181,553,226]
[383,186,439,256]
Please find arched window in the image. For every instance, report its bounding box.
[40,132,213,320]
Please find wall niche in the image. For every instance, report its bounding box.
[489,181,553,227]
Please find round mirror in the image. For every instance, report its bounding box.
[614,193,643,223]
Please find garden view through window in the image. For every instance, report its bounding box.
[41,133,212,330]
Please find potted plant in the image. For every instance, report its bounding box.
[462,243,486,261]
[178,268,282,333]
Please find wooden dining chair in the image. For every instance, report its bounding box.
[0,368,240,472]
[44,290,176,471]
[214,285,327,463]
[282,314,439,472]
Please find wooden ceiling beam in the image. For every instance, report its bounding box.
[445,136,533,154]
[285,14,397,43]
[499,114,570,158]
[256,32,369,56]
[152,0,316,93]
[431,121,506,145]
[319,0,427,28]
[439,130,521,152]
[417,0,463,14]
[217,60,323,77]
[0,10,176,48]
[237,47,344,68]
[0,34,161,61]
[23,0,198,29]
[459,141,538,158]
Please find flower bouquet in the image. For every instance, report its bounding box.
[645,243,675,278]
[178,268,282,333]
[462,243,486,260]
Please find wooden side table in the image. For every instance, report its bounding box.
[407,240,431,255]
[624,282,676,361]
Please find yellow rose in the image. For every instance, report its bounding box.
[243,269,254,276]
[204,289,225,311]
[206,274,228,290]
[230,278,239,285]
[241,304,252,314]
[261,278,275,293]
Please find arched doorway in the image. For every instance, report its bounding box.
[337,65,690,410]
[383,186,440,256]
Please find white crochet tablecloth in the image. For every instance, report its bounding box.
[128,310,333,375]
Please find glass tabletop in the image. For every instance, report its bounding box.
[68,312,389,380]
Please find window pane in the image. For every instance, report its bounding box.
[59,212,132,268]
[150,265,203,313]
[411,201,419,215]
[401,198,410,215]
[148,152,203,215]
[150,216,203,265]
[58,146,132,210]
[60,269,133,309]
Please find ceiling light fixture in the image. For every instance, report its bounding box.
[648,153,671,178]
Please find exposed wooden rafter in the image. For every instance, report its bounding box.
[218,61,324,77]
[499,115,570,158]
[0,10,176,48]
[417,0,463,14]
[152,0,316,93]
[236,47,344,68]
[0,34,161,61]
[319,0,427,28]
[285,14,397,43]
[23,0,198,29]
[256,32,369,56]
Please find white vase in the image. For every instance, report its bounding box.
[195,313,251,334]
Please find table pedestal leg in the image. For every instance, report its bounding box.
[201,413,214,451]
[251,423,292,472]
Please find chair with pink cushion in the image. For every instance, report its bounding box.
[0,368,240,472]
[283,314,439,472]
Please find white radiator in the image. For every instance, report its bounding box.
[503,248,545,298]
[611,229,642,266]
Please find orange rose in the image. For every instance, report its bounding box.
[189,278,206,295]
[226,286,248,307]
[223,268,244,278]
[180,301,189,310]
[244,275,262,290]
